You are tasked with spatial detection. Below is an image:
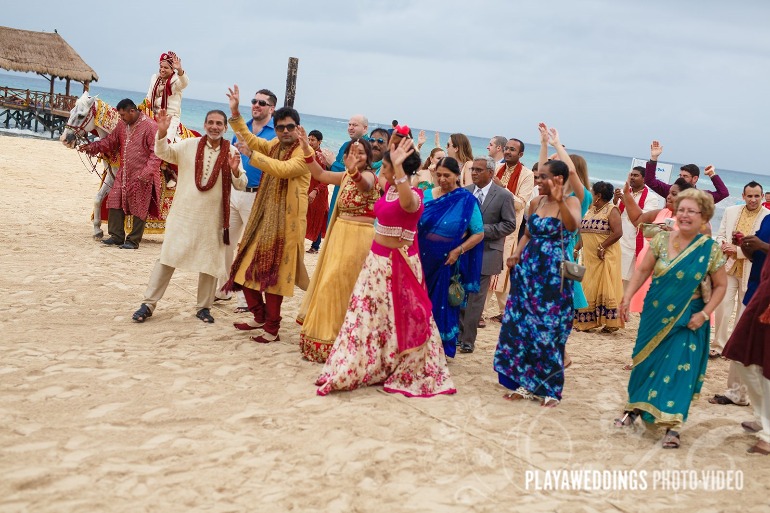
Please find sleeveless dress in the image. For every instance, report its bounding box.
[494,214,575,401]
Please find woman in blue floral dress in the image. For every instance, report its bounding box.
[493,124,582,407]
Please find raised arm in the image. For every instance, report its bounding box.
[643,140,671,198]
[544,124,583,203]
[389,137,421,213]
[171,54,188,92]
[153,109,179,164]
[704,165,729,203]
[226,85,272,155]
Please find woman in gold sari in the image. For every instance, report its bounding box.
[574,181,624,332]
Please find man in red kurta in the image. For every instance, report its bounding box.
[80,98,161,249]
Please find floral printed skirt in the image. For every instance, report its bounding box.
[316,250,456,398]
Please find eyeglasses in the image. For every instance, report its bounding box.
[676,208,701,216]
[370,138,386,144]
[274,123,297,132]
[251,99,273,107]
[470,167,487,173]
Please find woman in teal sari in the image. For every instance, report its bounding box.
[418,157,484,358]
[616,189,727,449]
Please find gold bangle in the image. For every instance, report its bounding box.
[700,311,709,321]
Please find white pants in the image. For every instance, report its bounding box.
[216,187,257,307]
[713,273,746,353]
[734,364,770,444]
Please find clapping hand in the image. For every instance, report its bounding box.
[538,123,549,145]
[228,149,241,172]
[547,175,565,203]
[547,127,561,147]
[226,85,241,116]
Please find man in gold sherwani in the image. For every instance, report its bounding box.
[224,85,311,343]
[485,138,534,324]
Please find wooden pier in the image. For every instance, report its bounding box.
[0,86,77,137]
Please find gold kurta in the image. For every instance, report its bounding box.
[229,115,310,297]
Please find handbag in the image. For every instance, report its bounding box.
[560,224,585,291]
[448,262,465,307]
[641,222,663,239]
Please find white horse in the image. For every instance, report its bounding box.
[60,92,121,239]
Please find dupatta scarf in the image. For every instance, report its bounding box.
[417,188,483,352]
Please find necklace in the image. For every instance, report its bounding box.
[673,233,680,252]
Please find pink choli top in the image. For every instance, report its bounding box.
[373,184,424,242]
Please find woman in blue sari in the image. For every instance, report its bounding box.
[617,189,727,449]
[418,157,484,358]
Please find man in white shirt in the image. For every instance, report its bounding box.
[614,166,660,290]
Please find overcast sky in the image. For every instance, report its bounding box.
[5,0,770,174]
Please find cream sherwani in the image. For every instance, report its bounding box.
[154,136,246,280]
[715,204,770,405]
[486,164,534,315]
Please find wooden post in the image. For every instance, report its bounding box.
[83,81,90,93]
[65,78,71,96]
[284,57,298,108]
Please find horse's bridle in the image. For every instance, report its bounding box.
[65,102,96,141]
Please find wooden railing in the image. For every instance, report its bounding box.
[0,86,77,115]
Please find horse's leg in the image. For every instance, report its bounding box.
[93,167,115,238]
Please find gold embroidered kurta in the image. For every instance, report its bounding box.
[229,115,310,297]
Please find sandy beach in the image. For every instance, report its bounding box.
[1,134,768,512]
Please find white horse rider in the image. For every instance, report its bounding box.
[60,92,120,239]
[146,51,188,143]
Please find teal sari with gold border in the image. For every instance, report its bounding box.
[626,232,725,428]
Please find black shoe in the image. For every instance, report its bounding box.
[196,308,214,323]
[119,242,138,249]
[102,237,122,246]
[459,343,474,353]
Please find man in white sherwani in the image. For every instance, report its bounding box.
[131,109,247,323]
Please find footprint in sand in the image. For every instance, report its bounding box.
[86,402,129,418]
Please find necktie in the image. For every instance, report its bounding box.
[475,188,485,205]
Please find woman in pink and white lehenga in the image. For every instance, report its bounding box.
[316,134,456,398]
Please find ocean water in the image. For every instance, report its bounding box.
[3,72,768,228]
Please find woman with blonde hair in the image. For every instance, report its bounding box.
[616,189,727,449]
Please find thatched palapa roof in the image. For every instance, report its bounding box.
[0,26,98,83]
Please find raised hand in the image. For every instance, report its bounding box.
[538,123,549,144]
[234,140,252,158]
[434,131,440,148]
[417,130,426,148]
[228,149,241,172]
[297,126,310,151]
[226,85,240,116]
[389,136,415,167]
[704,165,716,177]
[623,181,631,195]
[650,140,663,160]
[344,141,362,171]
[172,54,182,72]
[156,108,172,134]
[547,127,561,147]
[547,176,564,202]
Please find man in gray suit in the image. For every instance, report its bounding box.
[459,156,517,353]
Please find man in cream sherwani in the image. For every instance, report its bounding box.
[709,181,769,406]
[131,108,246,324]
[484,138,533,324]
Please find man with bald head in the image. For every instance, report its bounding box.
[328,114,368,216]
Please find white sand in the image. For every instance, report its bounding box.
[1,135,768,512]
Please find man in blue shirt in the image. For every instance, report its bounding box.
[216,88,277,309]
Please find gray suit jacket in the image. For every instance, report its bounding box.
[465,183,517,275]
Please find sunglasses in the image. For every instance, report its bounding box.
[275,123,297,133]
[370,137,386,144]
[251,99,273,107]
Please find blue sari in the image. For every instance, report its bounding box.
[418,188,483,357]
[626,233,725,428]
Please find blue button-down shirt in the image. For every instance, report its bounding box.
[233,118,276,188]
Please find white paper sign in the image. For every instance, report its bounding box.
[632,158,673,184]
